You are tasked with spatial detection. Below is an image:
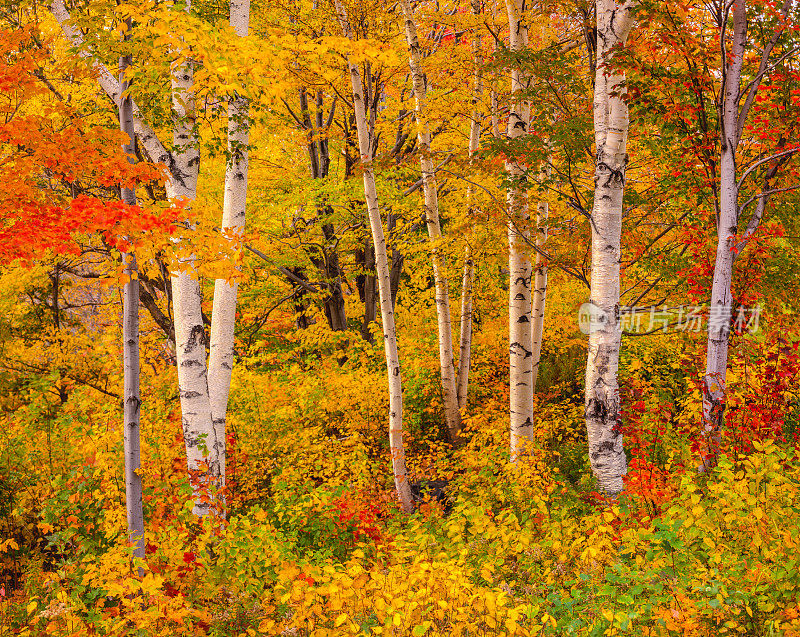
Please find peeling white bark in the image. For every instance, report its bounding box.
[168,8,221,515]
[208,0,250,491]
[335,0,414,513]
[505,0,534,462]
[399,0,461,444]
[584,0,636,495]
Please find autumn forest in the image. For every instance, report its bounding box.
[1,0,800,634]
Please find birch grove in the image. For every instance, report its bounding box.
[399,0,461,444]
[584,0,637,495]
[7,0,800,627]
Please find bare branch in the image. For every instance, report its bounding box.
[737,146,799,189]
[281,98,306,128]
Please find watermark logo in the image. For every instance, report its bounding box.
[577,303,609,335]
[577,304,761,335]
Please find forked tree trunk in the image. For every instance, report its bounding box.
[335,0,414,513]
[701,0,799,469]
[296,88,347,332]
[52,0,221,515]
[506,0,534,462]
[119,18,144,566]
[584,0,636,495]
[167,0,221,516]
[399,0,461,444]
[208,0,250,492]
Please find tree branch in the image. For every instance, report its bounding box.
[736,0,794,139]
[737,146,799,189]
[50,0,174,174]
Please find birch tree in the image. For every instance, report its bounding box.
[51,0,221,515]
[701,0,799,470]
[530,194,548,393]
[334,0,414,513]
[456,0,483,412]
[529,28,553,395]
[166,1,223,516]
[398,0,461,444]
[208,0,251,491]
[506,0,534,462]
[119,15,145,564]
[584,0,637,495]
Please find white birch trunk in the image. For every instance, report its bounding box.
[168,1,220,515]
[52,0,220,514]
[457,251,474,412]
[584,0,636,495]
[701,0,747,470]
[208,0,250,491]
[335,0,414,513]
[399,0,461,444]
[530,197,548,392]
[506,0,534,462]
[456,0,482,413]
[529,26,550,395]
[119,21,145,566]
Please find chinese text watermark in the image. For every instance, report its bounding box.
[577,303,761,335]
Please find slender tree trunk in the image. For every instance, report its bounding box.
[506,0,534,462]
[530,196,548,392]
[314,239,347,332]
[119,18,144,566]
[530,21,550,393]
[701,0,747,471]
[584,0,636,495]
[456,0,482,413]
[388,210,404,311]
[335,0,414,513]
[208,0,250,493]
[320,219,347,331]
[399,0,461,444]
[457,252,474,412]
[50,265,60,329]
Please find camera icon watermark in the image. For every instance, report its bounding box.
[577,303,761,335]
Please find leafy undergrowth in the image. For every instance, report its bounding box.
[2,325,800,636]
